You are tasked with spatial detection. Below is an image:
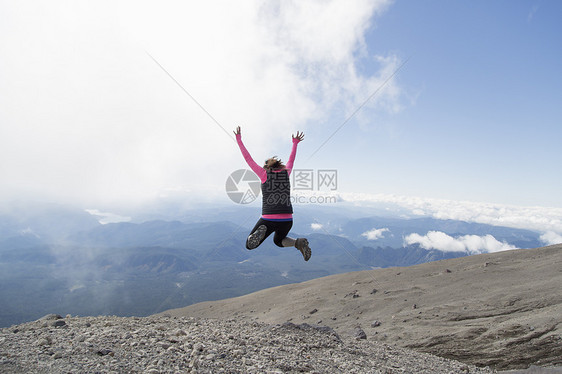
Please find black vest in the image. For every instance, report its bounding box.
[261,169,293,215]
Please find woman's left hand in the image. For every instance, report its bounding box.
[292,131,304,142]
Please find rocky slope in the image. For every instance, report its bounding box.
[161,245,562,371]
[1,314,493,373]
[1,245,560,373]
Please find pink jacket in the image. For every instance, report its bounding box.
[236,133,300,219]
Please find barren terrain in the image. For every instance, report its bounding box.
[161,244,562,371]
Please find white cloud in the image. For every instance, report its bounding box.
[404,231,517,254]
[311,223,324,231]
[85,209,131,225]
[362,227,389,240]
[540,231,562,246]
[0,0,400,207]
[340,192,562,236]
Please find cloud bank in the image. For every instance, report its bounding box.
[540,231,562,246]
[0,0,399,206]
[404,231,517,254]
[340,192,562,238]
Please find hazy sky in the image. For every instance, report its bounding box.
[1,0,561,214]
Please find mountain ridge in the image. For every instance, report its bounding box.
[0,205,549,328]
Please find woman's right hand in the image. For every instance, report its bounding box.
[233,126,241,136]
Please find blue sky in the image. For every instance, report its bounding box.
[0,0,561,218]
[303,0,562,207]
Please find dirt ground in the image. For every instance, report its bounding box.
[160,244,562,371]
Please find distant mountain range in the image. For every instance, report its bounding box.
[0,203,544,327]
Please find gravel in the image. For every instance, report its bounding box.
[0,314,495,373]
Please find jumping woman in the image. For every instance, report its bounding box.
[234,126,311,261]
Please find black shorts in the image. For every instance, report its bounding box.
[246,218,293,249]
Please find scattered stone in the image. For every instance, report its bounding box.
[370,288,378,295]
[52,320,66,327]
[281,322,341,342]
[171,328,187,337]
[96,348,114,356]
[371,321,382,328]
[192,342,205,354]
[157,341,171,350]
[38,314,63,321]
[36,337,52,346]
[0,315,494,374]
[352,326,367,340]
[309,308,318,314]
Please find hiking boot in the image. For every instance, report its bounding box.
[247,224,267,249]
[295,238,311,261]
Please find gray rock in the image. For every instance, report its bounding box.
[52,320,66,327]
[157,341,170,349]
[96,348,114,356]
[344,290,360,298]
[38,314,63,321]
[352,326,367,340]
[36,337,52,346]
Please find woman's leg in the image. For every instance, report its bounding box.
[281,237,296,247]
[271,220,311,261]
[246,219,274,250]
[272,221,293,247]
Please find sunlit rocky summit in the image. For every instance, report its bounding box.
[1,244,560,373]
